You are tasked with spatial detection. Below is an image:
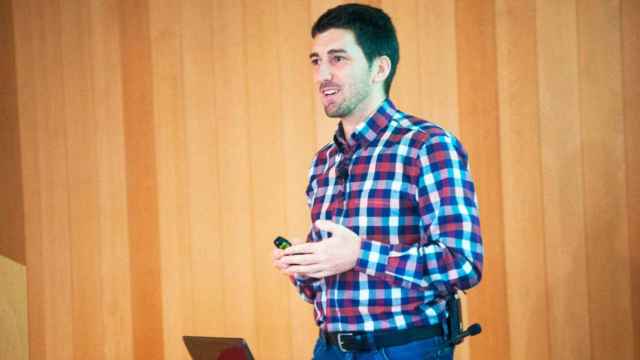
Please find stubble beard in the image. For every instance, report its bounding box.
[323,81,371,119]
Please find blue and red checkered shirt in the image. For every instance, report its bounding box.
[294,99,483,332]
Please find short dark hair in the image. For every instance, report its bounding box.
[311,3,399,96]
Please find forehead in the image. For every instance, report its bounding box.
[310,28,362,57]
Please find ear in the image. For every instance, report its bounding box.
[371,55,392,85]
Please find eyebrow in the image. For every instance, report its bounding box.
[309,49,349,59]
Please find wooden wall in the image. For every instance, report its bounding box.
[4,0,638,359]
[0,255,29,360]
[0,0,25,265]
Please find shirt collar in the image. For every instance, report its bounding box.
[333,99,400,153]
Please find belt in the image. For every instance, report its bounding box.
[320,324,444,352]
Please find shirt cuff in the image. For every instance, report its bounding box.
[354,239,390,277]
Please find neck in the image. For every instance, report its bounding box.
[340,92,386,140]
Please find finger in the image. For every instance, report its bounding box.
[272,248,285,260]
[287,263,324,275]
[274,261,288,271]
[314,219,344,235]
[280,253,318,265]
[284,242,316,256]
[305,271,330,279]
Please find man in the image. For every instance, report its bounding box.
[273,4,483,359]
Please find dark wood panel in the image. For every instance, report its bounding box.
[0,0,26,265]
[622,0,640,355]
[12,0,47,357]
[119,0,165,358]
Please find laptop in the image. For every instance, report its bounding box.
[183,336,255,360]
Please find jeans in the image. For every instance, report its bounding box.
[312,335,454,360]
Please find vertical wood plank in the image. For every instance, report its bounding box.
[0,0,26,265]
[622,0,640,355]
[212,0,257,346]
[119,0,165,358]
[90,1,135,358]
[495,1,550,359]
[182,0,225,338]
[577,0,633,358]
[59,0,105,358]
[13,1,47,360]
[276,0,320,357]
[12,0,47,357]
[536,1,592,359]
[148,0,193,358]
[380,0,421,112]
[416,0,459,135]
[244,0,291,358]
[38,0,75,358]
[455,1,510,359]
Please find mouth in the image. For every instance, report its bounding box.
[320,87,340,103]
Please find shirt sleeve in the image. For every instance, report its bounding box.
[289,273,318,304]
[354,134,483,294]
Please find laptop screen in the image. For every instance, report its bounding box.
[183,336,255,360]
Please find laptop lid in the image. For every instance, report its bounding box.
[183,336,255,360]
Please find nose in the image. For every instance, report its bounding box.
[314,61,332,83]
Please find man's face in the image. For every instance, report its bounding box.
[310,29,374,118]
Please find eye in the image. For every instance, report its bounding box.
[333,55,345,63]
[310,57,320,66]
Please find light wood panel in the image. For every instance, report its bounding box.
[149,0,192,359]
[61,0,105,358]
[36,1,75,359]
[91,1,135,359]
[416,0,459,135]
[577,1,633,358]
[537,1,591,359]
[212,0,258,349]
[275,0,320,355]
[245,0,290,357]
[0,255,28,360]
[382,0,421,111]
[182,0,225,341]
[7,0,639,359]
[495,1,550,359]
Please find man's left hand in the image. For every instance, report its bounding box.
[280,220,361,278]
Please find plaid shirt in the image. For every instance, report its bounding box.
[294,99,483,332]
